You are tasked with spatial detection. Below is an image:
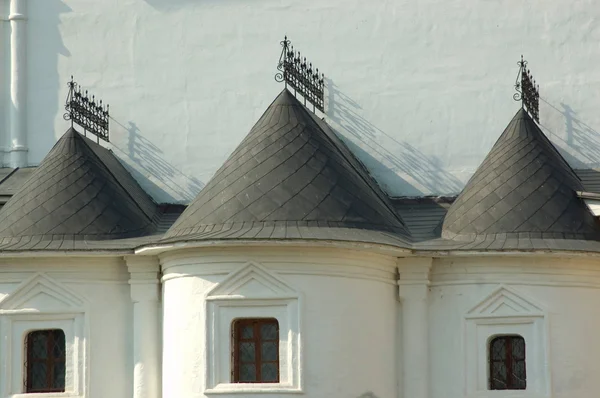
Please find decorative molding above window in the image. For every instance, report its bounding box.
[205,262,302,395]
[0,273,88,398]
[206,261,299,301]
[464,285,550,398]
[465,285,544,320]
[0,273,86,313]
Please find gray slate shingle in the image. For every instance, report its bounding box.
[0,128,157,243]
[164,89,411,245]
[442,109,600,240]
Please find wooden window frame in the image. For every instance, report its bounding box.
[489,334,526,390]
[24,329,66,393]
[232,318,279,383]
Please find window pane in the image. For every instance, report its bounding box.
[26,329,66,393]
[239,364,256,382]
[512,338,525,360]
[239,342,255,362]
[489,335,526,391]
[29,362,47,390]
[490,361,507,389]
[53,362,66,389]
[262,342,277,361]
[491,338,505,361]
[31,332,48,359]
[232,319,279,384]
[261,363,278,382]
[261,323,277,340]
[241,325,253,339]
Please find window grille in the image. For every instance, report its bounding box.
[232,318,279,383]
[24,329,66,393]
[489,335,526,390]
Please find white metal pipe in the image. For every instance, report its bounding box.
[9,0,28,168]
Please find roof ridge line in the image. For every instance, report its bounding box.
[526,116,583,185]
[299,104,408,230]
[76,131,154,224]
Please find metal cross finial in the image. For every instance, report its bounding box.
[513,55,540,123]
[64,77,110,142]
[275,36,325,113]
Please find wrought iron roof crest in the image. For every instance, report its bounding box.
[64,76,110,143]
[513,55,540,123]
[275,36,325,113]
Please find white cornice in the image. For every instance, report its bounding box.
[0,250,132,258]
[135,238,412,257]
[413,249,600,259]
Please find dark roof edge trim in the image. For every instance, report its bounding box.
[0,168,18,186]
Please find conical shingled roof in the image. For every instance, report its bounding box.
[0,128,156,241]
[442,109,600,240]
[165,89,410,245]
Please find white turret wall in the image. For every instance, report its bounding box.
[428,255,600,398]
[0,256,133,398]
[160,246,399,398]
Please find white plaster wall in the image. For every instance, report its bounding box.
[2,0,599,200]
[0,257,133,398]
[429,256,600,398]
[161,246,398,398]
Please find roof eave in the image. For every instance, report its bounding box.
[134,238,414,257]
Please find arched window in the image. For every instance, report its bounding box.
[232,318,279,383]
[489,335,526,390]
[24,329,66,393]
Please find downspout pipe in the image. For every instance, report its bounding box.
[9,0,28,168]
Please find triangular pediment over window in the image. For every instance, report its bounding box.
[206,261,298,299]
[465,285,544,319]
[0,273,86,312]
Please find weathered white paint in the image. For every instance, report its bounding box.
[464,285,550,398]
[8,0,28,167]
[429,256,600,398]
[1,0,599,199]
[0,257,133,398]
[127,256,161,398]
[0,242,600,398]
[204,261,301,394]
[0,273,86,397]
[161,246,398,398]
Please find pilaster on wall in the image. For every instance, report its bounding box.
[127,256,160,302]
[125,255,161,398]
[397,257,432,398]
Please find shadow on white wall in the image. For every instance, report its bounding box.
[30,0,72,163]
[326,79,464,197]
[539,97,600,170]
[110,118,204,204]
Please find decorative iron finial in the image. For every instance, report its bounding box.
[64,76,110,143]
[513,55,540,123]
[275,36,325,113]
